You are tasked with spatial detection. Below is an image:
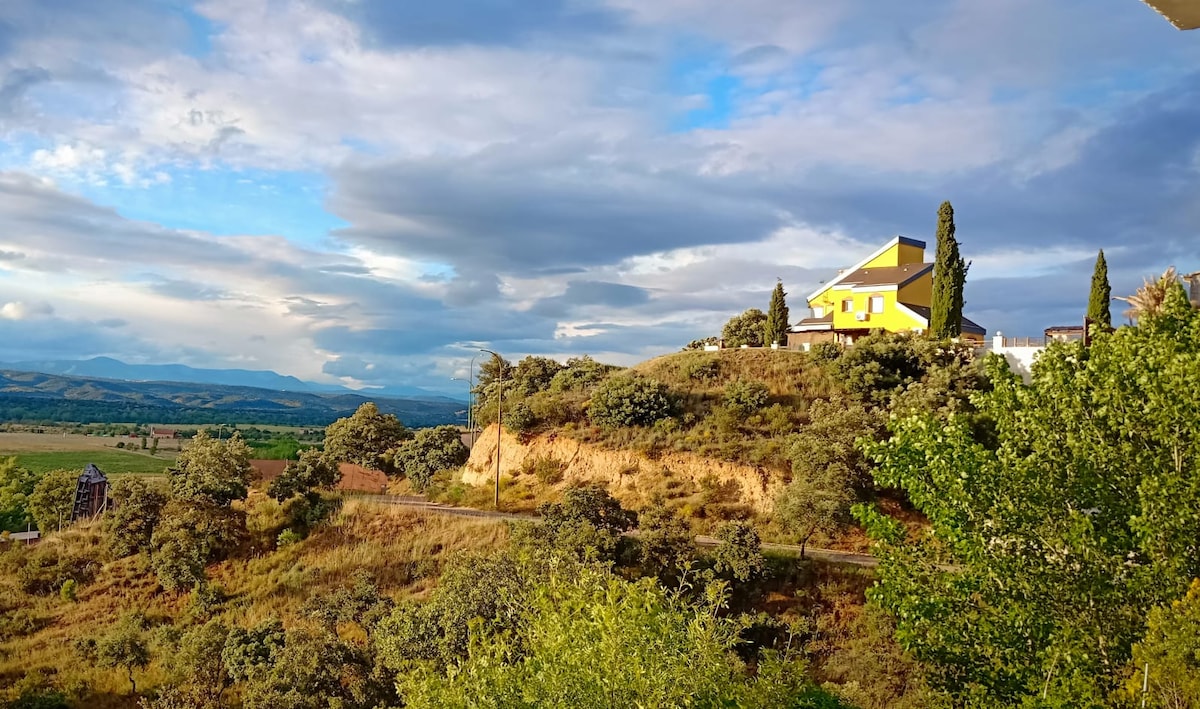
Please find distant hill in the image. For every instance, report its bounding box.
[0,356,455,401]
[0,370,466,428]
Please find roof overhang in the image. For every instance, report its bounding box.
[1141,0,1200,29]
[805,235,926,304]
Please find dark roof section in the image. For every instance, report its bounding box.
[789,312,834,331]
[79,463,107,485]
[838,262,933,289]
[896,236,927,249]
[900,303,987,336]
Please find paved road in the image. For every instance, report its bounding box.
[356,494,878,568]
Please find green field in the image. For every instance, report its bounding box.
[2,450,171,476]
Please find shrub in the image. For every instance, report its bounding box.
[637,506,695,584]
[519,485,637,563]
[588,376,675,429]
[711,521,765,585]
[685,358,721,383]
[502,400,536,433]
[809,341,843,362]
[59,579,76,603]
[723,379,770,415]
[276,529,302,548]
[549,355,621,392]
[527,457,566,485]
[17,545,99,596]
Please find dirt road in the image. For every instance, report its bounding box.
[358,494,878,568]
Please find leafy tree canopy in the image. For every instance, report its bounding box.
[27,469,78,534]
[322,402,410,474]
[722,308,767,348]
[389,425,469,492]
[588,375,675,429]
[169,430,253,507]
[858,285,1200,705]
[267,448,340,502]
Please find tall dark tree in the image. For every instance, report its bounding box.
[763,280,790,347]
[929,201,968,339]
[1087,249,1112,329]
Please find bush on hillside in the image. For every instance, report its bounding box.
[723,379,770,416]
[712,520,765,585]
[549,355,621,392]
[588,375,675,429]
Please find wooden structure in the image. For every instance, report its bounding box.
[70,464,109,523]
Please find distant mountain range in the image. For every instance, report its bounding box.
[0,357,459,401]
[0,369,467,428]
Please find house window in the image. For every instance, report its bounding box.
[869,295,885,314]
[813,306,824,318]
[841,298,854,313]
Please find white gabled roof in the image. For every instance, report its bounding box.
[805,236,926,304]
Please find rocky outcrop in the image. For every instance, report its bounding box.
[461,425,782,513]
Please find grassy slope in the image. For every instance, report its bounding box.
[0,499,509,707]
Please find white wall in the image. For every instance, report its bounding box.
[984,333,1043,382]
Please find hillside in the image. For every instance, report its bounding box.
[0,370,465,427]
[0,357,452,400]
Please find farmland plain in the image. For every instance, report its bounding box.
[0,432,175,475]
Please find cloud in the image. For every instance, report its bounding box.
[0,300,53,320]
[322,0,626,48]
[0,0,1196,393]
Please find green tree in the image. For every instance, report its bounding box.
[151,501,247,592]
[267,448,340,502]
[28,469,78,533]
[169,430,253,507]
[712,521,764,584]
[511,356,565,396]
[519,485,637,564]
[928,201,968,339]
[106,477,168,558]
[764,280,790,347]
[389,425,469,492]
[774,473,853,559]
[588,375,674,429]
[636,505,695,584]
[396,568,841,709]
[721,308,767,347]
[1087,249,1112,330]
[322,403,410,474]
[147,620,231,709]
[858,284,1200,705]
[0,456,38,532]
[377,550,529,670]
[548,355,620,392]
[239,627,394,709]
[789,400,884,492]
[1124,579,1200,708]
[95,614,151,694]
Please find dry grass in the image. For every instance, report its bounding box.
[0,499,508,707]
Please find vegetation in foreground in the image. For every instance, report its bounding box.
[0,471,936,708]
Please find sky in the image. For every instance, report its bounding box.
[0,0,1197,394]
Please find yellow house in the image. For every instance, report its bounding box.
[788,236,985,348]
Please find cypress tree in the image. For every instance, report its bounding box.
[764,280,790,347]
[1087,249,1112,329]
[929,201,968,339]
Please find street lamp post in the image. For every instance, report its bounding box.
[479,348,503,510]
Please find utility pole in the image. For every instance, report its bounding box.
[479,349,503,509]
